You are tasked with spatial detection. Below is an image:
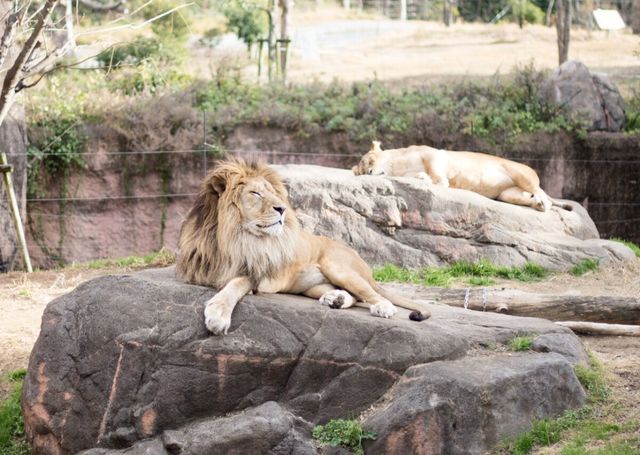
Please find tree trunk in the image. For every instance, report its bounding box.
[556,0,571,65]
[383,284,640,324]
[443,0,452,26]
[400,0,407,20]
[633,0,640,34]
[545,0,555,26]
[278,0,292,80]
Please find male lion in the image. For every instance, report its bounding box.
[177,158,431,335]
[353,141,572,212]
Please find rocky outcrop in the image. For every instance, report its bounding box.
[541,60,625,132]
[276,165,635,271]
[23,267,589,454]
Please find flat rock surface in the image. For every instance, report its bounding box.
[23,267,588,454]
[275,165,634,271]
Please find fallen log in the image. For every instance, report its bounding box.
[556,321,640,336]
[383,284,640,325]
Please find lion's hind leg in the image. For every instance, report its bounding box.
[496,186,541,210]
[319,258,398,319]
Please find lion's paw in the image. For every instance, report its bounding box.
[370,301,398,319]
[319,290,355,309]
[204,297,232,335]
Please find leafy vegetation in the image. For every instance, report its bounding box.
[0,370,29,455]
[611,238,640,258]
[570,259,600,277]
[192,65,583,144]
[312,419,376,455]
[373,259,548,287]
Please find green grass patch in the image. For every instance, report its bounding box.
[495,352,624,455]
[508,336,534,352]
[312,419,376,455]
[373,259,548,288]
[570,259,600,277]
[610,238,640,258]
[73,249,176,270]
[0,370,30,455]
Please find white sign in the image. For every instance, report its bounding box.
[592,9,626,31]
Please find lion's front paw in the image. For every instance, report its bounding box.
[204,297,232,335]
[370,301,398,319]
[319,290,356,309]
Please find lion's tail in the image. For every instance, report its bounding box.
[550,197,574,211]
[374,284,432,321]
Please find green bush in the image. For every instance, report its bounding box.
[312,419,376,455]
[508,0,545,25]
[223,0,266,48]
[96,37,164,68]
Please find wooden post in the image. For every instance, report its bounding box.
[1,152,32,272]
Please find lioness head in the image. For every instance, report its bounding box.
[209,159,292,237]
[352,141,386,176]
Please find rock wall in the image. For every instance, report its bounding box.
[23,267,588,454]
[24,128,639,269]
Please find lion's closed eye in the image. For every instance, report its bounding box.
[250,191,263,198]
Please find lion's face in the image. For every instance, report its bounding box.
[352,141,386,176]
[236,177,288,237]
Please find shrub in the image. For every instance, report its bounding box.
[312,419,376,455]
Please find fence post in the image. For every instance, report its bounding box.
[1,152,32,272]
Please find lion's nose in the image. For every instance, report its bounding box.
[273,206,285,215]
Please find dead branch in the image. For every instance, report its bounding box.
[383,284,640,325]
[556,321,640,336]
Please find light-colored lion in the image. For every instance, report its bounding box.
[353,141,572,212]
[176,158,431,335]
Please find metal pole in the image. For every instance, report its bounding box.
[1,152,32,272]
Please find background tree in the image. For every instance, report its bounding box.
[555,0,571,64]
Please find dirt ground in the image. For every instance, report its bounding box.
[208,7,640,88]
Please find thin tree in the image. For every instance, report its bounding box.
[556,0,571,65]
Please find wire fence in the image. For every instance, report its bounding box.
[6,144,638,266]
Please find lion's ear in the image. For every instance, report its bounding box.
[208,169,228,196]
[370,141,381,154]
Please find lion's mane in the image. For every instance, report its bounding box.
[176,158,300,288]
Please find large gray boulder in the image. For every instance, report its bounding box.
[541,60,625,132]
[276,165,634,271]
[23,267,588,454]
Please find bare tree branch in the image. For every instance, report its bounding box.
[0,12,18,70]
[0,0,57,128]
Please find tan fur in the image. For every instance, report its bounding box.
[177,158,431,335]
[353,141,572,212]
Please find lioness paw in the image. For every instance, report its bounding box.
[370,301,398,319]
[319,290,356,309]
[204,298,232,335]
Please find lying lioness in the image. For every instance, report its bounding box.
[177,158,431,335]
[353,141,572,212]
